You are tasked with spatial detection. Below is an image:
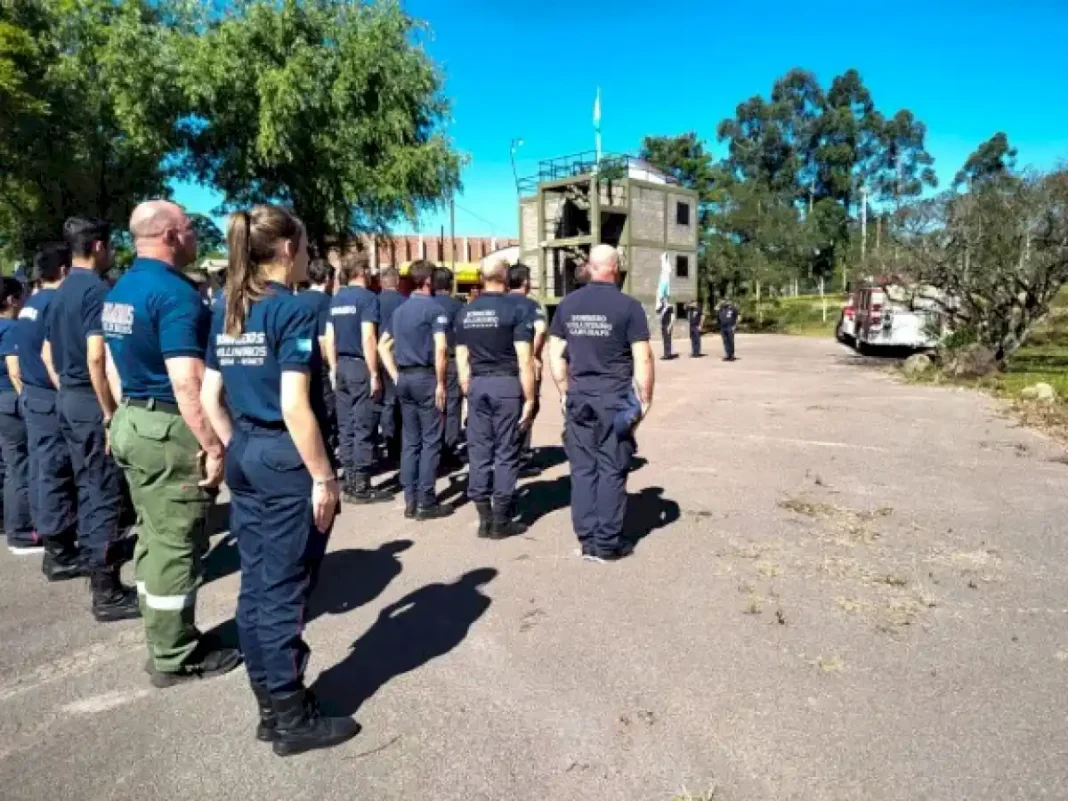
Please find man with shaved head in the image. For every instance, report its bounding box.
[43,215,140,619]
[548,245,655,562]
[104,199,240,686]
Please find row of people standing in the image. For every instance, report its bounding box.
[657,296,740,360]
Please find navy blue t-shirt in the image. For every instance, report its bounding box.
[510,293,546,328]
[718,303,738,329]
[548,281,650,396]
[330,285,379,358]
[0,318,17,393]
[44,267,108,389]
[433,293,464,353]
[386,293,450,368]
[378,289,406,340]
[455,293,533,377]
[14,288,58,390]
[206,283,324,426]
[210,286,225,310]
[300,289,332,338]
[104,258,209,404]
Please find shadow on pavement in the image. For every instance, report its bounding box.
[437,472,470,510]
[311,568,497,717]
[624,486,681,547]
[529,445,567,473]
[515,474,571,526]
[202,539,414,648]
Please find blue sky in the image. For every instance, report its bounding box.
[173,0,1068,238]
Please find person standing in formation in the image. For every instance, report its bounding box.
[104,200,241,686]
[455,259,535,539]
[432,266,465,469]
[301,259,337,456]
[507,262,546,478]
[16,244,78,572]
[686,300,704,358]
[0,277,36,554]
[201,204,354,757]
[549,245,655,562]
[378,260,452,521]
[326,253,391,504]
[718,298,739,362]
[657,296,675,360]
[43,216,138,621]
[375,267,406,463]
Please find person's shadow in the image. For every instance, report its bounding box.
[312,568,497,717]
[527,445,568,473]
[623,486,680,547]
[437,472,470,510]
[514,475,571,526]
[203,540,414,648]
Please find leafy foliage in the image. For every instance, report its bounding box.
[179,0,462,255]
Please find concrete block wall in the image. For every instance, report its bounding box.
[667,192,698,249]
[631,185,666,242]
[629,245,696,336]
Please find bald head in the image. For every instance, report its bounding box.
[587,244,619,282]
[129,200,197,268]
[481,257,509,289]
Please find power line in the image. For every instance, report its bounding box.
[452,201,500,234]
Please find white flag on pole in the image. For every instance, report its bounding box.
[593,87,602,165]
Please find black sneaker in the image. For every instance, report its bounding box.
[584,542,635,564]
[151,641,243,689]
[415,503,453,521]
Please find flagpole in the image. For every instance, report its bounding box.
[593,87,602,172]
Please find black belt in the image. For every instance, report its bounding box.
[398,365,434,374]
[237,415,287,431]
[339,354,366,361]
[472,371,519,379]
[125,397,180,414]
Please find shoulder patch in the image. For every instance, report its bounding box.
[296,338,313,353]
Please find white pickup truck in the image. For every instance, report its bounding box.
[851,283,948,352]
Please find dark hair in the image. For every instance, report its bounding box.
[338,252,369,284]
[308,258,335,286]
[0,276,24,307]
[432,266,453,293]
[409,259,434,290]
[508,262,530,290]
[34,242,71,283]
[225,205,303,336]
[380,266,400,288]
[63,216,111,258]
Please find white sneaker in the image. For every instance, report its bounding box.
[8,544,44,556]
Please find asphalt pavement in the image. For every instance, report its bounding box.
[1,334,1066,801]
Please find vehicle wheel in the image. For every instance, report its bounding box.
[835,322,845,343]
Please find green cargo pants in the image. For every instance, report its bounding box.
[110,400,210,672]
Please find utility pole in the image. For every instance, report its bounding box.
[450,195,456,271]
[510,138,524,196]
[860,185,868,270]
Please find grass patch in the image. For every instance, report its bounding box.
[737,295,840,338]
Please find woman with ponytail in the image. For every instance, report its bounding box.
[200,205,355,757]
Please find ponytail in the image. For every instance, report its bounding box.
[224,205,303,336]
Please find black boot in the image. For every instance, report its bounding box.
[344,472,392,505]
[474,501,492,538]
[41,539,88,582]
[490,502,527,539]
[272,688,358,757]
[415,503,453,521]
[90,567,141,622]
[251,682,279,742]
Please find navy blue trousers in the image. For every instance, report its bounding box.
[227,421,330,695]
[335,356,376,475]
[690,327,702,356]
[722,327,736,358]
[565,392,635,553]
[21,386,77,545]
[661,320,673,358]
[443,360,462,454]
[377,370,400,453]
[397,371,442,507]
[0,391,33,543]
[466,376,522,507]
[57,387,123,567]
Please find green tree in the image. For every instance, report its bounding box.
[953,132,1018,190]
[0,0,190,261]
[181,0,462,255]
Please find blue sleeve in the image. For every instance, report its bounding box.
[158,288,209,359]
[549,306,567,338]
[205,309,223,371]
[83,282,106,336]
[277,301,317,373]
[317,298,330,338]
[363,294,380,326]
[0,325,15,357]
[431,305,450,336]
[626,300,650,344]
[513,307,534,343]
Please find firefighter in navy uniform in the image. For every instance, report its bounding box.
[657,297,675,360]
[432,266,465,469]
[201,204,356,757]
[0,277,36,554]
[378,260,452,521]
[455,259,536,539]
[508,262,547,477]
[687,300,704,357]
[548,245,656,562]
[375,267,406,463]
[326,253,391,504]
[42,216,138,621]
[16,244,80,573]
[300,259,336,455]
[718,298,739,361]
